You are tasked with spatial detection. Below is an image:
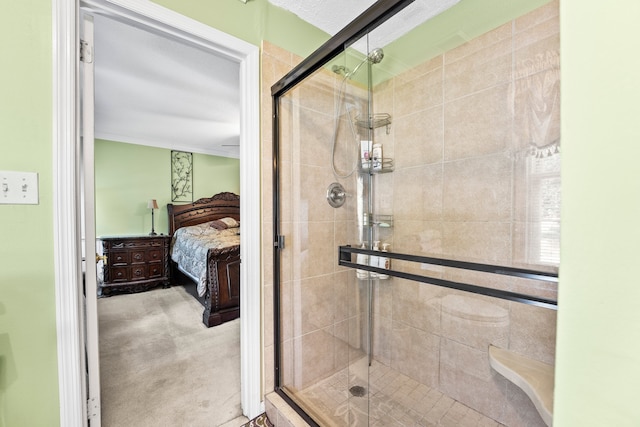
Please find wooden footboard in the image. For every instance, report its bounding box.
[203,245,240,327]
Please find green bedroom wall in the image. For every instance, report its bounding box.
[95,140,240,237]
[554,0,640,425]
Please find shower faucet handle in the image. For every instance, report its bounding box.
[326,182,347,208]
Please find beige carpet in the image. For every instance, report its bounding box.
[98,286,247,427]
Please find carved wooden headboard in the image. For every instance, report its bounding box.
[167,192,240,236]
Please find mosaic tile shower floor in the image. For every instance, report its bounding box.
[296,359,505,427]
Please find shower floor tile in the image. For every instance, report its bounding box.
[295,359,505,427]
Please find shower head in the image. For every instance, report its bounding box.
[368,48,384,64]
[346,48,385,78]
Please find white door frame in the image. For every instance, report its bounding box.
[80,13,101,424]
[52,1,262,425]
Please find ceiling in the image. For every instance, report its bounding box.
[93,14,241,158]
[93,1,458,159]
[268,0,460,53]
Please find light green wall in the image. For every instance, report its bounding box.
[151,0,330,59]
[554,0,640,425]
[95,140,240,237]
[0,1,60,427]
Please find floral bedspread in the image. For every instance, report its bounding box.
[170,221,240,297]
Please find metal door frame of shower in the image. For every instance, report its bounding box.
[271,1,415,425]
[270,0,413,98]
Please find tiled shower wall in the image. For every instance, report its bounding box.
[262,1,559,426]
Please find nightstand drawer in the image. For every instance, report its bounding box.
[147,248,163,262]
[130,265,148,280]
[111,251,129,265]
[148,263,163,278]
[131,250,146,264]
[110,266,129,282]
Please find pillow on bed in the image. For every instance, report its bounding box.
[210,217,239,230]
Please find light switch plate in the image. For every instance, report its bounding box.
[0,171,39,205]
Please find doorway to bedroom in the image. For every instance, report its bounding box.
[91,15,244,426]
[75,0,261,424]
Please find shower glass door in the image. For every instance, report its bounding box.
[275,36,381,426]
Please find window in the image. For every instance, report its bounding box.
[528,148,561,265]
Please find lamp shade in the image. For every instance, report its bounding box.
[147,199,159,209]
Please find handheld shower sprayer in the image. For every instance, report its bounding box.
[330,47,385,179]
[347,48,384,78]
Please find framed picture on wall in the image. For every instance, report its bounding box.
[171,150,193,203]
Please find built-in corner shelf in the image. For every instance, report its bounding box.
[488,345,554,427]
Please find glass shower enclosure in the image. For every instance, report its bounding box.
[271,0,560,426]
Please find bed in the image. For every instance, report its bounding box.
[167,192,240,327]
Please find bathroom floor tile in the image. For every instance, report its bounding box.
[293,357,506,426]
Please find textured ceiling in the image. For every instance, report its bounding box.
[268,0,378,36]
[268,0,460,52]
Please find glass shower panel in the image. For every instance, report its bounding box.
[276,43,376,426]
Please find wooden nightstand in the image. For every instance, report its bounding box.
[98,235,171,296]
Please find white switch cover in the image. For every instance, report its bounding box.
[0,171,39,205]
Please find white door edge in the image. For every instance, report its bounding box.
[81,12,101,425]
[52,0,263,424]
